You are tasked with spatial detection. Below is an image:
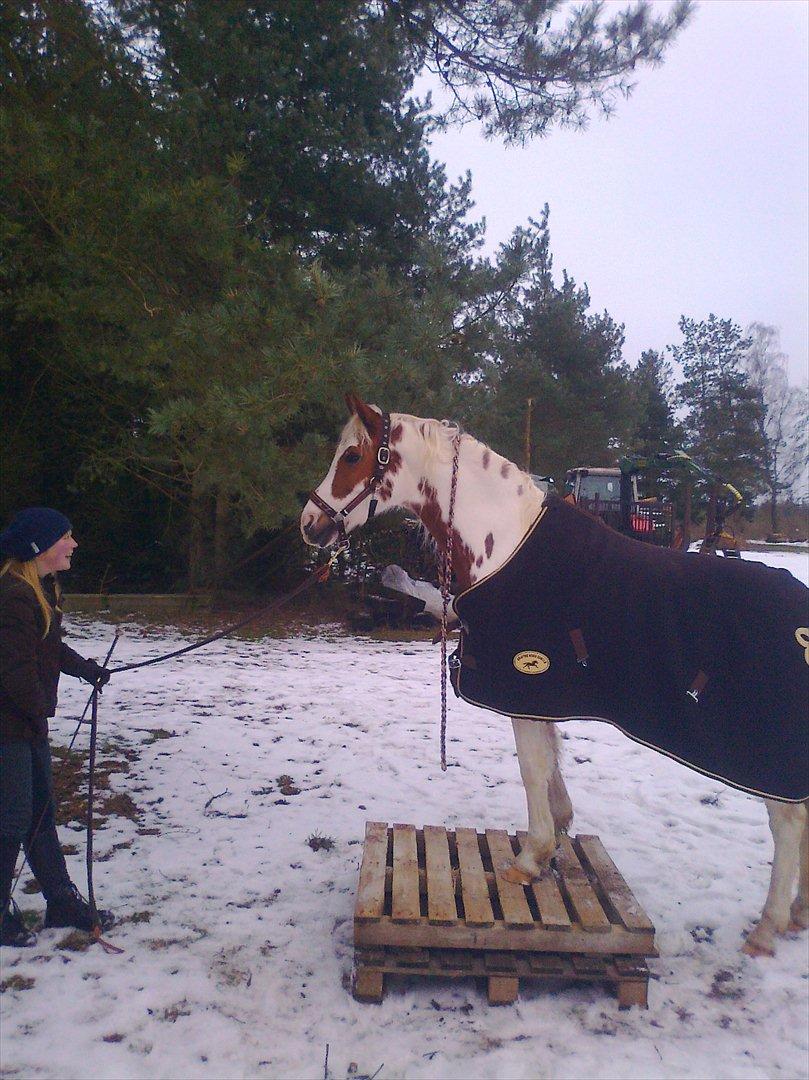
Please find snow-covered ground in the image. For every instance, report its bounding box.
[1,550,808,1080]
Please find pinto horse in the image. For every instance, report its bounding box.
[301,395,808,957]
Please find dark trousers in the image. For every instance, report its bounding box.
[0,738,72,903]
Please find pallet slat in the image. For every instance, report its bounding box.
[575,835,655,934]
[423,825,457,925]
[485,830,534,928]
[391,824,420,923]
[354,821,388,924]
[517,831,572,931]
[554,835,611,933]
[455,827,495,927]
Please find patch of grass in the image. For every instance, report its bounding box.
[102,1033,125,1043]
[56,930,91,952]
[276,775,301,796]
[138,729,176,745]
[708,969,744,1000]
[306,832,335,852]
[120,910,152,925]
[158,1000,192,1023]
[1,975,35,993]
[51,742,142,828]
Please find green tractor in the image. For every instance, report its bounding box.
[564,450,744,556]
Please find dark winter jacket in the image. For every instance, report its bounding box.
[0,573,102,741]
[452,495,809,803]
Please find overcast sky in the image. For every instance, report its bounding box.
[424,0,808,387]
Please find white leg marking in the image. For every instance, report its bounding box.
[503,719,558,884]
[744,800,807,957]
[548,726,574,836]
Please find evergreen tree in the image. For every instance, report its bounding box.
[671,314,766,536]
[627,349,681,455]
[478,210,635,479]
[392,0,693,142]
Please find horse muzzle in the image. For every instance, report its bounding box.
[300,508,340,548]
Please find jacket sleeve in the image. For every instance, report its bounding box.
[0,588,51,721]
[60,642,102,683]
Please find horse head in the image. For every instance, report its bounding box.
[300,394,405,548]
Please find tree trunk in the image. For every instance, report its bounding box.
[704,489,717,540]
[770,489,779,533]
[213,489,230,586]
[188,479,213,591]
[682,482,693,550]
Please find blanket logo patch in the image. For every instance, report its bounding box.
[796,627,809,665]
[513,650,550,675]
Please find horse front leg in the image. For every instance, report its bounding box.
[744,799,807,957]
[501,718,560,885]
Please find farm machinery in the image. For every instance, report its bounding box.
[565,450,744,556]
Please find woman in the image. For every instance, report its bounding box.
[0,507,113,947]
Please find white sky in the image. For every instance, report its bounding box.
[424,0,808,387]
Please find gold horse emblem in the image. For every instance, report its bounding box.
[796,627,809,665]
[513,650,550,674]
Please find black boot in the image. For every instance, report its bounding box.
[44,882,114,932]
[1,837,36,947]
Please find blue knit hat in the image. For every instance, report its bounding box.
[0,508,72,562]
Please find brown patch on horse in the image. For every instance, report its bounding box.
[482,450,491,469]
[331,441,376,498]
[500,462,511,478]
[390,422,403,445]
[517,484,524,496]
[485,532,494,559]
[476,555,483,568]
[406,489,475,590]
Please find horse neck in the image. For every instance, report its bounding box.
[395,417,544,590]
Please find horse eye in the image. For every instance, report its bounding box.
[343,448,361,465]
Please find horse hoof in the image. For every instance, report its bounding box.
[500,862,536,886]
[742,934,775,958]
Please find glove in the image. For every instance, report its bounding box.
[84,660,111,690]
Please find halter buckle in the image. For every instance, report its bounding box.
[377,446,390,466]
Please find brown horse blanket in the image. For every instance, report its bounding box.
[452,496,809,802]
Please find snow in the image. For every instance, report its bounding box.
[2,550,808,1080]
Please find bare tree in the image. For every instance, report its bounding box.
[744,323,809,533]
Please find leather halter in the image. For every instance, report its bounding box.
[308,411,392,543]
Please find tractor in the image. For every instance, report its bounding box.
[565,451,744,557]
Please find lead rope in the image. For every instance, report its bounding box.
[439,431,462,771]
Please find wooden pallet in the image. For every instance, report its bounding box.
[353,822,657,1007]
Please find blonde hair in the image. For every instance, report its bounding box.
[0,558,58,637]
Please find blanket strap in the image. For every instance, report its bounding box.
[568,628,590,668]
[686,670,709,703]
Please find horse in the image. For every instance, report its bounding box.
[300,394,808,957]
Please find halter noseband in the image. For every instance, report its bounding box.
[308,411,392,543]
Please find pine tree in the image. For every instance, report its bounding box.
[671,314,766,535]
[392,0,693,142]
[628,349,681,455]
[478,210,635,479]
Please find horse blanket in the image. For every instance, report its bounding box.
[452,496,809,802]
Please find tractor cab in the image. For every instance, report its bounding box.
[565,466,674,547]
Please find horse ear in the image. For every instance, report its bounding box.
[346,393,381,437]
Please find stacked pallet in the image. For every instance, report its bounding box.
[353,822,656,1006]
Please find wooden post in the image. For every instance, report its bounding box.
[523,397,533,474]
